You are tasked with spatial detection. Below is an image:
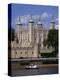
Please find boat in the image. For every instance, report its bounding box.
[25,64,39,69]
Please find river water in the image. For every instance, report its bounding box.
[11,66,58,76]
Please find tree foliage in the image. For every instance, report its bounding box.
[42,29,58,58]
[47,29,58,50]
[43,39,47,47]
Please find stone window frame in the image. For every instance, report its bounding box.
[20,52,22,54]
[16,51,17,54]
[32,51,34,54]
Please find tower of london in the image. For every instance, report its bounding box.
[11,16,55,59]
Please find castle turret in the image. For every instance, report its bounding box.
[16,16,22,30]
[15,16,22,44]
[29,15,34,43]
[37,16,43,28]
[50,16,55,29]
[37,16,43,49]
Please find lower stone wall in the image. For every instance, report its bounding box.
[11,47,38,59]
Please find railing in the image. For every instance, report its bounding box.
[9,57,58,62]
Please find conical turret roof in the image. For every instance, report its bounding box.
[50,16,55,23]
[37,16,42,25]
[16,16,22,25]
[29,15,34,23]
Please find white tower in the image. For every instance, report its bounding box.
[15,16,22,44]
[37,16,44,49]
[29,15,34,43]
[37,16,43,28]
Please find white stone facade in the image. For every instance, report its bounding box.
[11,16,50,59]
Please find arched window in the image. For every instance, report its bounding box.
[20,52,22,54]
[32,52,34,54]
[28,34,29,42]
[15,51,17,58]
[16,38,19,43]
[16,52,17,54]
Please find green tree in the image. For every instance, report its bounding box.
[43,39,47,47]
[47,29,58,50]
[47,29,58,57]
[42,29,58,58]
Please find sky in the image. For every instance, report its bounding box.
[11,3,58,29]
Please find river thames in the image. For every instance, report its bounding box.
[11,65,58,76]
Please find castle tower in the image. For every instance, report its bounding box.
[37,16,43,28]
[36,16,41,44]
[29,15,34,43]
[15,16,22,44]
[37,16,44,49]
[50,16,55,29]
